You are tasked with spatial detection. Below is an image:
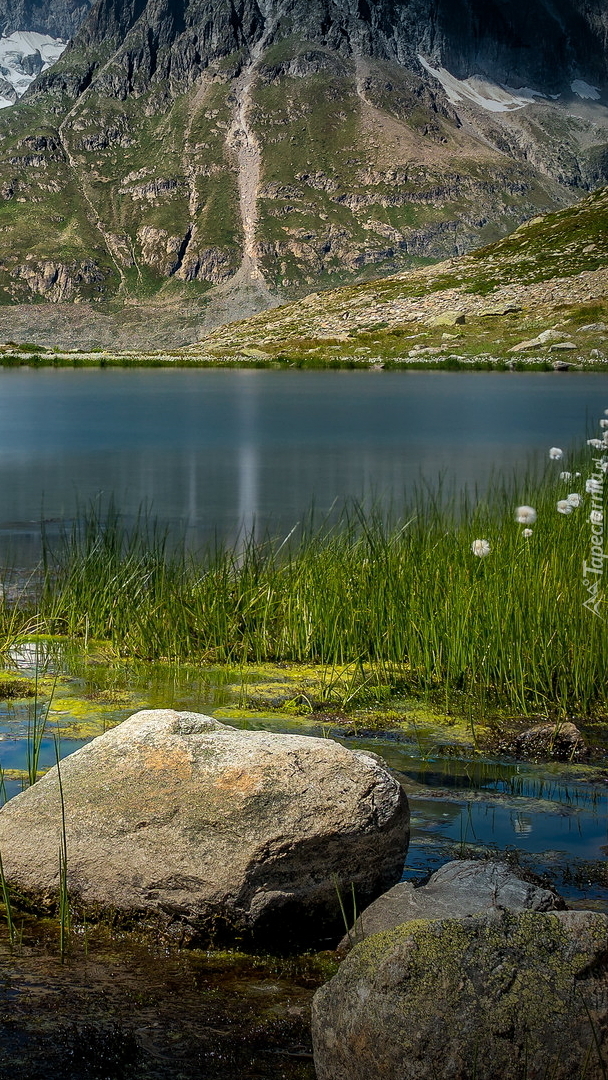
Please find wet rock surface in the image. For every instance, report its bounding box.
[313,909,608,1080]
[510,721,588,761]
[0,709,409,949]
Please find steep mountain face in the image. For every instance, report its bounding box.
[0,0,92,40]
[0,0,606,314]
[0,0,93,111]
[0,32,67,106]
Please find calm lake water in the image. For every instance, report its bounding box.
[0,368,606,562]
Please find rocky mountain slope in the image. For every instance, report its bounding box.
[1,179,605,358]
[187,182,608,366]
[0,0,606,321]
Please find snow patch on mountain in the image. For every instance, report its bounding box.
[417,55,546,113]
[0,31,65,108]
[570,79,601,100]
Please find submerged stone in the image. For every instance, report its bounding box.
[312,909,608,1080]
[0,710,409,950]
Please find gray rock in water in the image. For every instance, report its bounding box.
[0,710,409,949]
[513,721,587,760]
[313,910,608,1080]
[341,859,563,946]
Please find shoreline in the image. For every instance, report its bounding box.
[0,351,607,372]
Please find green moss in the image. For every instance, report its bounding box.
[0,673,36,698]
[327,911,608,1074]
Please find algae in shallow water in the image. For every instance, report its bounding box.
[0,673,36,699]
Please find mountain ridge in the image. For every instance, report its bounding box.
[0,0,605,321]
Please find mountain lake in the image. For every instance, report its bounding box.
[0,367,607,1078]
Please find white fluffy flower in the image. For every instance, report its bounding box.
[522,528,533,538]
[587,439,603,449]
[600,419,608,429]
[586,478,603,494]
[515,505,537,525]
[590,509,604,525]
[559,471,572,480]
[574,472,581,478]
[567,493,582,507]
[471,539,491,557]
[557,500,573,515]
[549,447,563,460]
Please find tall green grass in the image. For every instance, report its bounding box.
[37,455,607,717]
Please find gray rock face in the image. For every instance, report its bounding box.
[313,909,608,1080]
[342,859,563,945]
[0,0,92,39]
[0,710,409,949]
[37,0,608,102]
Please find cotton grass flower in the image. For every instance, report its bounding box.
[567,493,582,507]
[587,439,603,449]
[522,528,533,538]
[471,539,491,557]
[557,500,573,515]
[515,505,537,525]
[559,471,572,480]
[549,447,563,460]
[600,419,608,429]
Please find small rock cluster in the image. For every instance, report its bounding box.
[313,861,608,1080]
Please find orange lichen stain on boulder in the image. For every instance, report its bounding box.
[214,768,263,795]
[138,746,194,780]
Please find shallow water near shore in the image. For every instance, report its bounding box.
[1,647,607,909]
[0,648,607,1077]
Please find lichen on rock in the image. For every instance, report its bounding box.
[312,909,608,1079]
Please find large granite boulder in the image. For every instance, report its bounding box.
[0,710,409,949]
[341,859,563,946]
[313,910,608,1080]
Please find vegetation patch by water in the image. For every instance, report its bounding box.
[12,437,600,726]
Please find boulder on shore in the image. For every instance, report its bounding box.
[340,859,563,947]
[512,721,587,760]
[312,909,608,1080]
[0,710,409,949]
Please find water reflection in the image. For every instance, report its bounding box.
[236,374,260,541]
[0,369,606,565]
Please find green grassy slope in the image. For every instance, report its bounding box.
[191,184,608,367]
